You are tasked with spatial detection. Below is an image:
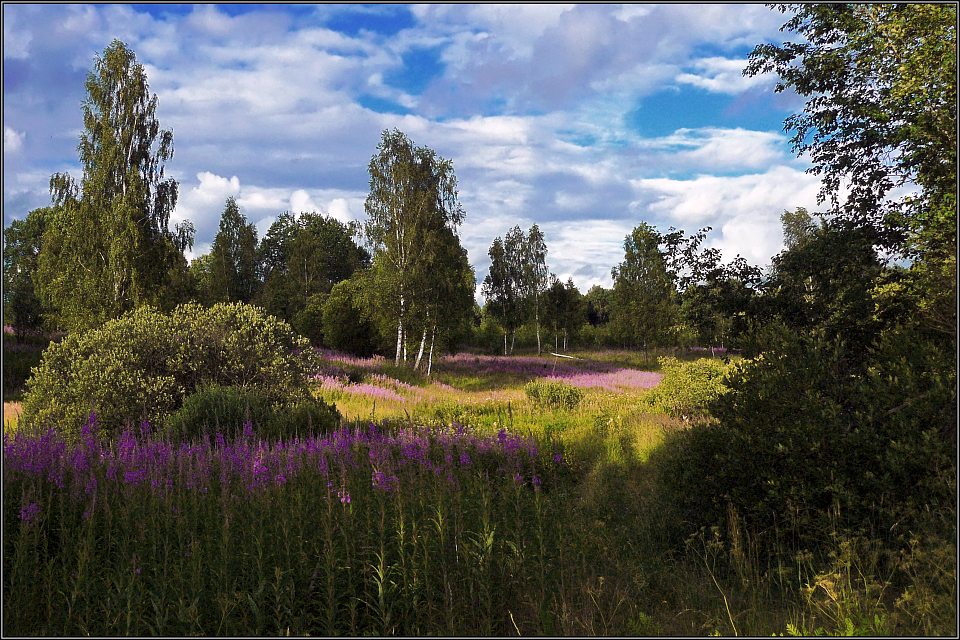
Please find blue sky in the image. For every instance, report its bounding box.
[3,3,825,295]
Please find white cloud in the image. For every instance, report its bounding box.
[3,126,24,153]
[290,189,319,214]
[638,127,789,172]
[676,57,775,94]
[634,166,823,265]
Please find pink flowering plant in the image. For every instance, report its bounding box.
[4,412,576,636]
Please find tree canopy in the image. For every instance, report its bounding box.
[35,39,193,331]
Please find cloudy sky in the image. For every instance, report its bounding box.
[3,3,823,296]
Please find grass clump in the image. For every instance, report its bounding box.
[524,379,584,411]
[164,384,340,441]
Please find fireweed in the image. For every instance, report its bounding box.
[3,413,577,636]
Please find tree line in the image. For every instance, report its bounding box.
[5,1,957,375]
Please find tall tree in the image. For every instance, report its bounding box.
[36,40,193,331]
[746,3,956,338]
[584,285,612,327]
[3,208,50,336]
[364,129,465,366]
[481,236,522,355]
[523,224,549,355]
[610,222,677,350]
[544,276,582,352]
[208,197,259,304]
[255,211,368,325]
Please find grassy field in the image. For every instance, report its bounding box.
[3,347,954,635]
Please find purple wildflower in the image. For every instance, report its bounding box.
[532,475,542,492]
[19,501,40,524]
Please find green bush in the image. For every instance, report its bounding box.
[524,379,584,411]
[649,327,956,552]
[165,385,340,441]
[20,303,323,441]
[645,356,730,420]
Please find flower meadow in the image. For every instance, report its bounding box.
[3,412,620,636]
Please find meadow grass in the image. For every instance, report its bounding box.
[3,348,954,635]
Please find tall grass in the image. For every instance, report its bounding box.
[4,349,954,636]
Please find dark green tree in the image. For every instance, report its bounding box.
[746,3,956,339]
[610,222,677,350]
[322,274,378,357]
[3,208,50,336]
[255,211,368,324]
[208,197,259,304]
[36,40,193,331]
[482,235,523,354]
[584,285,612,327]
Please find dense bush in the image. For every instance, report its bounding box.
[524,379,584,410]
[649,328,956,551]
[165,384,340,441]
[645,356,730,420]
[322,278,377,357]
[19,303,322,440]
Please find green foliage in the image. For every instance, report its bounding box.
[650,327,956,552]
[292,292,327,345]
[164,384,339,441]
[164,384,274,440]
[364,128,466,366]
[207,197,259,304]
[322,276,378,357]
[611,222,677,349]
[2,343,45,399]
[524,379,584,411]
[35,40,193,332]
[746,4,956,339]
[3,208,49,334]
[645,356,731,420]
[19,303,317,440]
[255,211,369,325]
[764,219,884,357]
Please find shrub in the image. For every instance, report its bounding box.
[649,327,956,552]
[165,385,340,441]
[645,356,730,420]
[20,303,323,441]
[524,379,584,411]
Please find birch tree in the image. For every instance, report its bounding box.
[364,129,465,366]
[482,236,523,354]
[523,224,549,354]
[36,40,192,331]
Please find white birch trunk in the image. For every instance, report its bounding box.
[535,306,541,355]
[427,325,436,377]
[395,294,404,366]
[414,327,427,370]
